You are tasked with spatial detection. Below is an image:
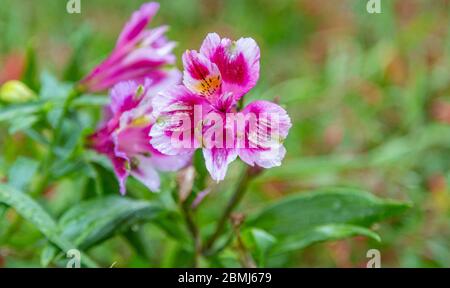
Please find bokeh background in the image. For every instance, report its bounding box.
[0,0,449,267]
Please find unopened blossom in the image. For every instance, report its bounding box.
[150,33,291,182]
[89,72,192,194]
[80,2,177,92]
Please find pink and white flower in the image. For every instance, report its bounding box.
[150,33,291,182]
[81,2,177,92]
[89,72,192,194]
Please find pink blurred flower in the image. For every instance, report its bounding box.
[89,72,192,195]
[80,2,176,92]
[150,33,291,181]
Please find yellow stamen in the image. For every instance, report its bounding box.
[194,75,221,98]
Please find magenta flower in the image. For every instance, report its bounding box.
[89,72,192,194]
[150,33,291,181]
[80,2,176,92]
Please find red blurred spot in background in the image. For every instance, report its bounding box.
[0,52,25,84]
[427,174,447,194]
[430,100,450,124]
[323,123,343,150]
[384,53,409,86]
[327,241,352,268]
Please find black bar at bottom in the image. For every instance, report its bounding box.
[0,268,445,286]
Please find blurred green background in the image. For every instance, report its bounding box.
[0,0,449,267]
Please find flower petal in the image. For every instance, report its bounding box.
[113,150,130,195]
[200,33,260,101]
[147,68,182,93]
[203,148,237,182]
[150,149,193,171]
[89,127,130,195]
[129,155,160,192]
[182,50,222,102]
[238,145,286,169]
[81,3,177,92]
[116,2,160,48]
[150,86,210,155]
[237,100,291,168]
[110,81,142,115]
[150,86,208,155]
[115,125,152,156]
[241,100,291,142]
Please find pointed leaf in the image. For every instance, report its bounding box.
[245,188,409,256]
[273,224,381,254]
[247,187,410,239]
[57,196,166,249]
[0,184,98,267]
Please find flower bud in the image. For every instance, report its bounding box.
[0,80,37,103]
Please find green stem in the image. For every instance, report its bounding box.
[203,166,261,255]
[32,87,81,196]
[181,201,201,267]
[234,228,257,268]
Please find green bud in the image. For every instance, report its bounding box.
[0,80,37,103]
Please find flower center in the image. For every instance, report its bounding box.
[195,75,221,98]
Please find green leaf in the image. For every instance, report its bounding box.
[39,72,72,100]
[39,72,73,128]
[22,43,40,91]
[63,25,91,82]
[193,149,208,193]
[8,114,39,134]
[7,156,39,190]
[40,245,57,267]
[42,196,166,266]
[72,95,109,108]
[57,196,166,249]
[0,184,98,267]
[273,224,381,254]
[246,187,410,250]
[242,228,277,267]
[0,101,43,123]
[0,183,60,241]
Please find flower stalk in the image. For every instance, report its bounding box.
[33,86,82,196]
[203,166,262,255]
[181,200,202,267]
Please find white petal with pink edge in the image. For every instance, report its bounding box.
[203,148,238,182]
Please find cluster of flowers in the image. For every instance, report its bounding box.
[84,2,291,194]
